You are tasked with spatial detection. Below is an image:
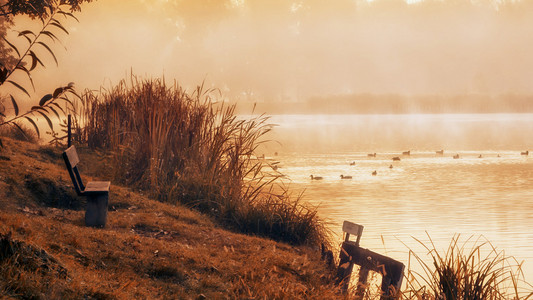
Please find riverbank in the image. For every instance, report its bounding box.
[0,137,340,299]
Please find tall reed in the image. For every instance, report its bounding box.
[403,233,533,299]
[81,76,329,246]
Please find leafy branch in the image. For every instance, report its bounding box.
[0,83,78,138]
[0,3,80,142]
[0,0,92,19]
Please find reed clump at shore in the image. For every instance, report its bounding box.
[79,76,330,247]
[401,234,533,300]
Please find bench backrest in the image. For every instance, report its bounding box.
[342,220,364,246]
[63,145,85,196]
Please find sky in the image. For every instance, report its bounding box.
[11,0,533,103]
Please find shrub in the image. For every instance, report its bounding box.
[81,76,330,247]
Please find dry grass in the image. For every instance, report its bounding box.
[402,233,533,300]
[79,76,330,247]
[2,130,532,299]
[0,121,39,144]
[0,137,342,299]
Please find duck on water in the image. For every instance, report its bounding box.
[310,175,323,180]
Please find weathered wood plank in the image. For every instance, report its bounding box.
[342,220,364,245]
[335,241,404,299]
[63,145,80,167]
[84,181,110,194]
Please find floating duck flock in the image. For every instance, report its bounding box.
[306,150,529,180]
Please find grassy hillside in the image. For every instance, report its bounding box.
[0,137,341,299]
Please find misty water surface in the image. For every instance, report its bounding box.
[260,113,533,279]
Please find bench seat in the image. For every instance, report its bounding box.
[83,181,110,196]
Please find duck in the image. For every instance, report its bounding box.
[453,154,460,159]
[349,161,356,166]
[521,150,529,156]
[372,170,377,176]
[402,150,410,156]
[389,164,393,169]
[392,157,401,161]
[310,175,323,180]
[368,153,376,157]
[478,154,483,158]
[436,150,444,155]
[340,175,352,179]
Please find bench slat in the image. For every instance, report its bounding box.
[83,181,110,194]
[64,146,80,167]
[342,221,364,236]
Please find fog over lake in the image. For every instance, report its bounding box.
[258,113,533,279]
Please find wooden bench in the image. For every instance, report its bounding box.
[63,145,110,227]
[335,221,404,299]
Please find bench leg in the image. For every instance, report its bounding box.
[85,194,108,227]
[335,243,356,293]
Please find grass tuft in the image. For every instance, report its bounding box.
[403,233,533,299]
[0,121,39,144]
[80,75,330,247]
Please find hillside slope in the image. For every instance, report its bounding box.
[0,138,341,299]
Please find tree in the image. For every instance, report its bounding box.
[0,0,92,144]
[1,0,93,65]
[1,0,93,19]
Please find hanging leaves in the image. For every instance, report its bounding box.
[52,87,64,98]
[49,19,69,34]
[17,30,36,44]
[11,122,26,138]
[41,30,59,42]
[57,11,79,22]
[28,51,45,71]
[36,111,54,131]
[14,64,35,90]
[1,36,21,58]
[0,4,82,140]
[39,94,54,106]
[10,95,19,116]
[6,80,31,97]
[37,41,58,66]
[24,116,40,138]
[48,106,60,119]
[0,67,8,84]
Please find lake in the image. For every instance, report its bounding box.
[258,113,533,283]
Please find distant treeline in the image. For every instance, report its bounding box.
[244,94,533,114]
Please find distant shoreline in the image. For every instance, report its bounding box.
[234,94,533,115]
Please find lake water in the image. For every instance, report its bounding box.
[259,113,533,284]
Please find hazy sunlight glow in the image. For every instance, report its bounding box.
[17,0,533,102]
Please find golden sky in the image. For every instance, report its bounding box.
[14,0,533,101]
